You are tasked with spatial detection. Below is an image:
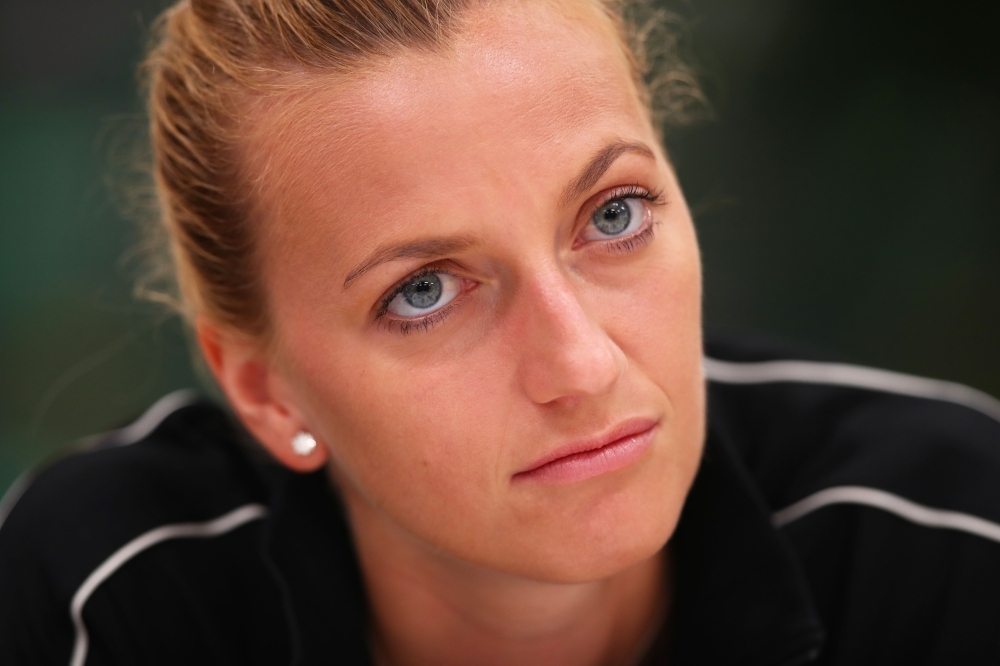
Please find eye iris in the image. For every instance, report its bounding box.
[593,200,630,236]
[402,274,443,309]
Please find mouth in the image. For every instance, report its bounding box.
[512,417,659,484]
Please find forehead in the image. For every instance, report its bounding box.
[246,0,651,258]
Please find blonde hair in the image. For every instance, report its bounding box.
[140,0,702,339]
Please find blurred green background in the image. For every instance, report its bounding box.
[2,0,998,496]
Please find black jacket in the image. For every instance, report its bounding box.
[2,338,999,665]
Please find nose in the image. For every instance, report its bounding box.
[514,267,627,406]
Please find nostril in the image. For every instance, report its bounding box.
[617,355,630,384]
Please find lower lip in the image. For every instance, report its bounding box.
[513,425,657,484]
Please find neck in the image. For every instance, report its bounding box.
[339,486,669,666]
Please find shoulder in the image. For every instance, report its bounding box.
[0,391,280,665]
[0,391,270,560]
[705,335,1000,521]
[706,336,1000,662]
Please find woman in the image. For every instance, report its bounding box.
[1,0,999,663]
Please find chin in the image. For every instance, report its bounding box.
[498,476,686,584]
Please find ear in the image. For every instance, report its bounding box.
[196,317,329,473]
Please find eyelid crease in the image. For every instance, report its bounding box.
[561,140,657,207]
[349,143,658,291]
[343,236,478,290]
[596,219,658,255]
[593,184,666,207]
[573,184,663,244]
[374,272,472,335]
[371,186,664,336]
[376,307,455,335]
[374,265,461,320]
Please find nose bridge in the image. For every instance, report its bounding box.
[528,264,588,336]
[514,263,626,404]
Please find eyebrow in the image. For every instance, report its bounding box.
[343,236,478,289]
[560,140,657,207]
[342,140,655,290]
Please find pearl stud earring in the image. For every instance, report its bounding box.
[291,431,317,457]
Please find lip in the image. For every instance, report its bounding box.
[512,417,659,484]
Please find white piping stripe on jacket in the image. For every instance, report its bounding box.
[0,389,199,535]
[68,503,268,666]
[773,485,1000,544]
[103,389,199,447]
[0,472,34,537]
[703,357,1000,424]
[704,357,1000,541]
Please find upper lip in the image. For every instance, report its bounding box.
[514,417,659,476]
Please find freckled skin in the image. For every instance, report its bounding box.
[210,1,705,663]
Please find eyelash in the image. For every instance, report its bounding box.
[380,312,452,336]
[374,266,462,335]
[585,184,665,254]
[374,185,665,334]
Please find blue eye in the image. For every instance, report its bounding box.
[403,275,441,308]
[387,272,462,317]
[585,197,646,240]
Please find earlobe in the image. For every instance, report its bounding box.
[269,428,329,473]
[291,431,319,457]
[195,317,329,473]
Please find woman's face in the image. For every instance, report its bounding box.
[247,0,705,583]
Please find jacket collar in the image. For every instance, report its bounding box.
[259,422,824,665]
[659,423,825,665]
[261,467,371,665]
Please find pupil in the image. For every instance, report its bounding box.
[402,274,443,309]
[593,200,630,235]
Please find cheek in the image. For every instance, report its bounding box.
[279,212,705,579]
[290,327,516,532]
[605,214,705,470]
[604,215,702,386]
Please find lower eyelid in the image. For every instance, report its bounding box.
[381,270,460,315]
[381,304,452,334]
[600,220,657,253]
[377,279,476,333]
[378,210,652,333]
[580,196,653,244]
